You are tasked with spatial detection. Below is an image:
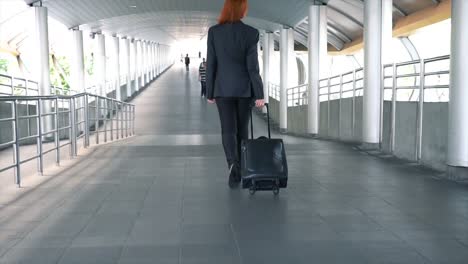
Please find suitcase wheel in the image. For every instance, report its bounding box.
[249,181,256,195]
[272,186,280,195]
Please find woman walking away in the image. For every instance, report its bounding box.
[206,0,265,188]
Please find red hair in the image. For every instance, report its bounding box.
[218,0,248,24]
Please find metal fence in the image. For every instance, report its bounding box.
[381,55,450,158]
[0,74,40,96]
[286,84,308,107]
[277,55,450,162]
[0,93,135,187]
[268,82,280,101]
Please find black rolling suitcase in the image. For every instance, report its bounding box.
[241,103,288,195]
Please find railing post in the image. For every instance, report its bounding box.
[416,59,425,161]
[95,96,99,145]
[70,98,77,157]
[116,101,120,140]
[103,97,108,143]
[391,63,397,153]
[55,98,60,165]
[13,100,21,186]
[380,65,385,146]
[352,70,356,139]
[125,104,129,138]
[327,77,331,136]
[84,94,90,147]
[37,98,44,175]
[120,103,124,139]
[132,105,135,136]
[339,74,343,139]
[110,99,114,141]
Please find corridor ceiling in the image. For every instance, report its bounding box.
[24,0,442,49]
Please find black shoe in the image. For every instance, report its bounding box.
[228,164,239,188]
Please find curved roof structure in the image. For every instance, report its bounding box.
[22,0,442,48]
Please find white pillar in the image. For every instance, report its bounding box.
[262,32,273,113]
[35,7,51,96]
[139,41,144,88]
[363,0,383,146]
[150,42,154,80]
[280,27,291,132]
[71,29,85,93]
[133,39,138,92]
[96,34,106,97]
[156,43,160,76]
[307,3,327,135]
[112,36,120,101]
[35,6,52,134]
[153,43,158,79]
[124,38,131,98]
[142,41,147,85]
[145,42,149,84]
[448,0,468,177]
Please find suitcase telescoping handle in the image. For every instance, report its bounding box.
[250,102,271,139]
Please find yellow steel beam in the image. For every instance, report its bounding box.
[0,44,19,56]
[329,0,451,56]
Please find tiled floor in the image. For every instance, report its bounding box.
[1,62,468,263]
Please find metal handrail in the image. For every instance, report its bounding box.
[0,92,135,187]
[286,84,308,106]
[268,82,280,101]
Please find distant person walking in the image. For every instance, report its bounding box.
[199,58,207,97]
[206,0,264,187]
[184,54,190,71]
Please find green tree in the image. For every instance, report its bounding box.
[0,59,8,74]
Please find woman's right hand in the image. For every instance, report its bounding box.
[207,99,216,104]
[255,99,265,108]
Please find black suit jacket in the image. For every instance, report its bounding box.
[206,21,264,100]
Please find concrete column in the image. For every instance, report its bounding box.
[124,38,131,98]
[150,42,154,80]
[145,42,150,83]
[153,43,156,78]
[95,34,106,97]
[35,6,51,96]
[139,41,144,88]
[280,27,291,132]
[35,6,52,134]
[447,0,468,179]
[307,4,327,136]
[71,29,85,93]
[142,41,148,85]
[262,32,273,113]
[154,44,158,76]
[112,36,120,101]
[363,0,384,146]
[133,39,138,92]
[156,43,160,76]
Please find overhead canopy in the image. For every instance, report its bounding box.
[22,0,442,49]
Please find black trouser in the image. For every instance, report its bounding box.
[201,82,206,97]
[216,98,253,168]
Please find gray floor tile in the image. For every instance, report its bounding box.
[1,64,468,264]
[58,246,122,264]
[118,245,179,264]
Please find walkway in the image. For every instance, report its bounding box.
[1,61,468,264]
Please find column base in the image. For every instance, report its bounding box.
[359,142,380,151]
[306,133,319,138]
[279,128,287,134]
[446,165,468,181]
